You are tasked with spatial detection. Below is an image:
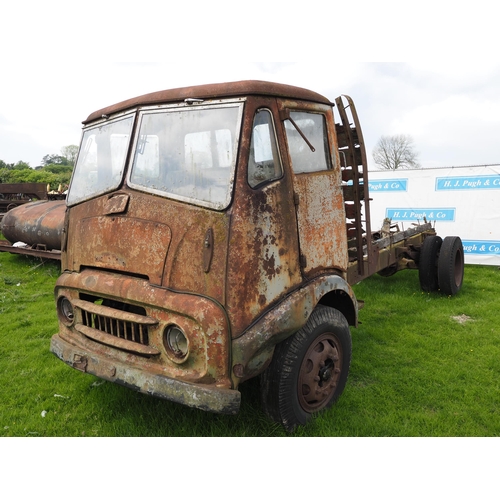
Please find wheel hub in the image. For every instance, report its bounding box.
[298,332,342,413]
[319,362,333,383]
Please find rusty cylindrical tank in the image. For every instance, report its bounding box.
[1,200,66,250]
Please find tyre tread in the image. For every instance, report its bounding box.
[261,305,351,432]
[438,236,464,296]
[419,235,442,292]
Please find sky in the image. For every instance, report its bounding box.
[1,1,498,173]
[2,61,499,171]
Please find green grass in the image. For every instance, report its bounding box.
[1,251,499,437]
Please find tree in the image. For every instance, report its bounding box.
[42,154,69,166]
[372,134,421,170]
[0,160,28,170]
[41,145,78,168]
[12,161,31,170]
[61,145,78,166]
[44,164,73,175]
[1,148,74,189]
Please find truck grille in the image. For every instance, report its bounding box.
[73,297,159,356]
[81,309,150,345]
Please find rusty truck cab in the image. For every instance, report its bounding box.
[51,81,358,426]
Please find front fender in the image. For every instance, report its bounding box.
[231,274,358,385]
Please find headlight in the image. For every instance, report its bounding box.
[163,325,189,362]
[57,296,75,325]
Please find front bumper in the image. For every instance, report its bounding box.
[51,334,241,415]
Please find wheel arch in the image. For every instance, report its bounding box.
[318,288,357,327]
[231,274,358,385]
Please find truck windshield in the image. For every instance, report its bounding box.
[67,115,135,206]
[128,103,242,210]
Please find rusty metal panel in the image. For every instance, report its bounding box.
[64,190,230,301]
[1,200,65,250]
[55,268,232,388]
[84,81,333,124]
[164,206,230,300]
[0,240,61,260]
[293,172,348,276]
[0,182,48,201]
[51,334,240,414]
[72,216,171,286]
[231,274,358,384]
[277,98,348,278]
[225,96,302,338]
[226,177,302,337]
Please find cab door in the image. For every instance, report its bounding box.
[279,100,348,277]
[226,98,302,337]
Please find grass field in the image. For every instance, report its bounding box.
[1,251,499,437]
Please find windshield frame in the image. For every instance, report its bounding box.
[127,99,245,211]
[67,109,136,207]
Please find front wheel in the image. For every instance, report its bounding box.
[261,306,352,431]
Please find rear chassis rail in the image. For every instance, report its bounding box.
[0,240,61,260]
[347,222,434,286]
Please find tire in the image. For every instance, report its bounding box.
[261,305,352,432]
[419,235,442,292]
[438,236,464,296]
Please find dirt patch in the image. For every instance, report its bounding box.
[451,314,473,324]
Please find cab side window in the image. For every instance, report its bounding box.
[248,109,282,188]
[284,111,332,173]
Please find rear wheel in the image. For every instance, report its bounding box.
[438,236,464,296]
[261,305,352,432]
[419,235,442,292]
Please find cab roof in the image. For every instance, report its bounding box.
[83,80,333,124]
